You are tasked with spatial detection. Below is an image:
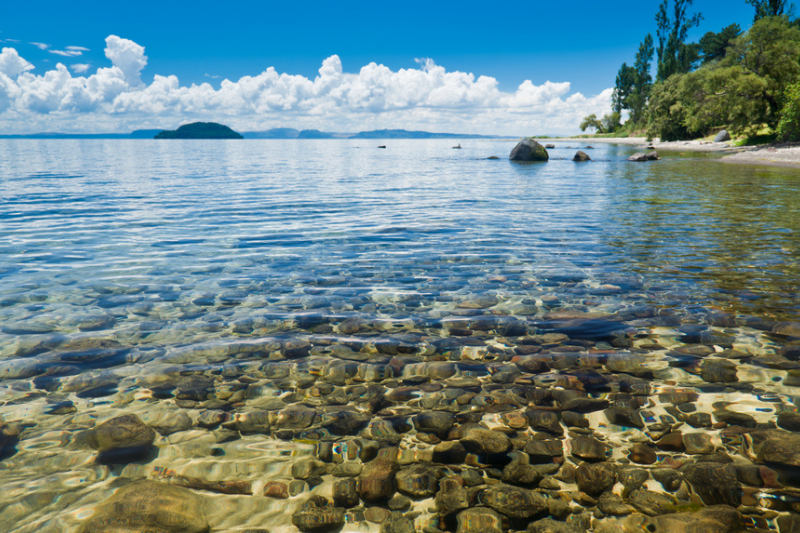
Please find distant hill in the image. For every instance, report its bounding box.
[0,126,501,140]
[155,122,243,139]
[130,129,164,139]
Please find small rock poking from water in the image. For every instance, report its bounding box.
[573,151,591,162]
[79,480,208,533]
[627,152,660,162]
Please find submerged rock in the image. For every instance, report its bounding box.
[79,480,208,533]
[82,414,155,462]
[359,447,399,502]
[510,139,549,162]
[456,507,503,533]
[292,495,345,532]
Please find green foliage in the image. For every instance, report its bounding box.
[699,24,742,64]
[646,16,800,141]
[612,64,636,114]
[725,16,800,120]
[613,35,654,125]
[777,82,800,141]
[579,113,621,134]
[747,0,796,21]
[656,0,703,81]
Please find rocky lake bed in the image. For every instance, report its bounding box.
[1,139,800,533]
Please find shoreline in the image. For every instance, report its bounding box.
[550,137,800,168]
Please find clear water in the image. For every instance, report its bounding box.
[0,139,799,532]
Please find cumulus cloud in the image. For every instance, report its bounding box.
[0,35,614,135]
[0,47,34,77]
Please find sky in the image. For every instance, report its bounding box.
[0,1,758,135]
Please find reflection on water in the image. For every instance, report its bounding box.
[0,139,799,532]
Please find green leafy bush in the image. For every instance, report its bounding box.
[777,82,800,141]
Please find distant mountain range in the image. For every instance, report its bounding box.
[0,128,502,140]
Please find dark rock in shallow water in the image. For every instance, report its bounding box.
[682,463,742,506]
[414,411,456,436]
[435,475,469,515]
[571,436,608,461]
[396,464,441,498]
[452,425,511,455]
[82,414,155,462]
[627,152,660,162]
[292,496,345,532]
[576,461,616,495]
[359,447,399,502]
[480,483,548,518]
[628,488,678,516]
[573,151,591,162]
[78,480,208,533]
[333,478,359,508]
[747,429,800,467]
[456,507,503,533]
[510,139,549,162]
[646,504,742,533]
[527,518,583,533]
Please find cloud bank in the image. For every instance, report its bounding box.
[0,35,614,135]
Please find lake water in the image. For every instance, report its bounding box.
[1,139,799,532]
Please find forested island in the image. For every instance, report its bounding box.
[154,122,244,139]
[580,0,800,144]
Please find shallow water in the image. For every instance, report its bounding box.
[1,139,799,532]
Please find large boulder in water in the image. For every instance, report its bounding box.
[714,130,731,142]
[510,139,549,162]
[573,151,591,162]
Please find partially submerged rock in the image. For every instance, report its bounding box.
[79,480,208,533]
[627,152,660,162]
[510,139,549,162]
[573,151,591,162]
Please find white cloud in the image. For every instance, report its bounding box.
[30,42,49,50]
[0,47,34,77]
[66,46,90,51]
[50,49,82,57]
[0,35,614,135]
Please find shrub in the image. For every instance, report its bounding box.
[777,82,800,141]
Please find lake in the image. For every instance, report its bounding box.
[1,139,799,532]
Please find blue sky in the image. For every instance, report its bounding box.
[0,1,760,134]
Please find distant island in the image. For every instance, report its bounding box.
[154,122,243,139]
[0,127,504,140]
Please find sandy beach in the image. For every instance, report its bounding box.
[552,137,800,167]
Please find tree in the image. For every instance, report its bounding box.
[647,16,800,141]
[580,113,620,134]
[777,82,800,140]
[699,24,742,64]
[656,0,703,81]
[724,16,800,123]
[629,34,655,123]
[612,63,636,114]
[746,0,796,21]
